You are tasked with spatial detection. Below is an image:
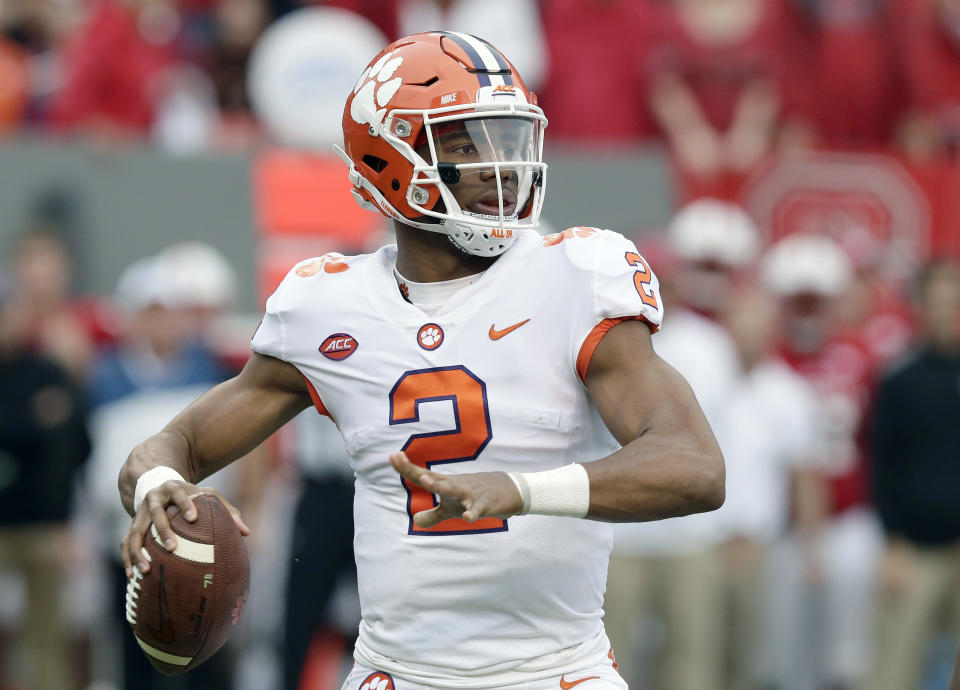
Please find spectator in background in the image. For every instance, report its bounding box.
[397,0,546,91]
[890,0,960,160]
[604,201,757,689]
[664,198,760,320]
[0,269,90,690]
[539,0,659,146]
[647,0,811,198]
[50,0,180,138]
[714,287,826,690]
[9,224,116,379]
[785,0,899,149]
[761,234,883,690]
[84,254,233,690]
[153,241,247,371]
[867,259,960,690]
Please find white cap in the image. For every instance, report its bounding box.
[115,256,177,311]
[761,234,854,297]
[667,199,760,267]
[156,242,236,310]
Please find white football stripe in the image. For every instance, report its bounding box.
[449,32,507,87]
[151,524,215,564]
[136,636,192,666]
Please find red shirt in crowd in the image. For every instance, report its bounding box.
[539,0,659,144]
[647,0,797,133]
[892,0,960,144]
[786,0,900,148]
[51,0,178,133]
[781,335,876,515]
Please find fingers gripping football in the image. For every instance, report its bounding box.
[122,481,249,578]
[389,451,523,527]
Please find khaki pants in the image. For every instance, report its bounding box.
[604,550,723,690]
[865,543,960,690]
[0,524,73,690]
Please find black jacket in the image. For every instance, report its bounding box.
[870,346,960,546]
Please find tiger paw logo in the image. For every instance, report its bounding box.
[359,671,395,690]
[417,323,444,350]
[296,253,350,277]
[351,51,404,131]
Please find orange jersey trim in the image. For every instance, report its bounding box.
[301,375,332,420]
[576,316,659,383]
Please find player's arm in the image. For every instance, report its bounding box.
[580,318,725,520]
[119,352,312,575]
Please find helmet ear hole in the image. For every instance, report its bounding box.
[362,155,388,173]
[391,179,400,191]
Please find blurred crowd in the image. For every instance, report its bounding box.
[3,0,960,164]
[1,1,960,690]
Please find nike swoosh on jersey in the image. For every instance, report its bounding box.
[489,319,530,340]
[559,675,600,689]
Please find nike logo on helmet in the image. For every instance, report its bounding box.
[489,319,530,340]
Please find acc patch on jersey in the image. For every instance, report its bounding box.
[359,671,395,690]
[319,332,358,360]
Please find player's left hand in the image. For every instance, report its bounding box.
[389,451,523,527]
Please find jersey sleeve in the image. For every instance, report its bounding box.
[250,256,329,362]
[554,227,664,382]
[250,275,291,362]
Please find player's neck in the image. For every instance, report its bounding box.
[393,222,497,283]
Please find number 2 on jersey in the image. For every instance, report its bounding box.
[389,366,506,535]
[625,251,659,309]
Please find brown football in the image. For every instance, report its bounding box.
[125,493,250,674]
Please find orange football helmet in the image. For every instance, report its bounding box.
[338,32,548,256]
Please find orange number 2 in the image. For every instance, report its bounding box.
[388,366,506,535]
[625,252,659,309]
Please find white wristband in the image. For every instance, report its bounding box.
[508,464,590,518]
[134,466,185,512]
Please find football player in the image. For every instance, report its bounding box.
[118,32,725,689]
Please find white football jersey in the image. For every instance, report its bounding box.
[251,227,662,681]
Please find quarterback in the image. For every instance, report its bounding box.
[119,32,724,689]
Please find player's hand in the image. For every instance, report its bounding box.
[389,451,523,528]
[121,482,250,579]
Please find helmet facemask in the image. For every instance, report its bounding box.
[400,108,546,256]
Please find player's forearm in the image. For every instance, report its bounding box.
[582,429,725,522]
[119,367,310,515]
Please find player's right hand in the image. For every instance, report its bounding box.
[121,482,249,579]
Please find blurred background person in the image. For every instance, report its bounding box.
[662,198,760,320]
[538,0,660,146]
[867,258,960,690]
[713,287,826,690]
[646,0,813,199]
[7,194,118,380]
[0,268,90,690]
[604,200,756,690]
[890,0,960,161]
[784,0,900,150]
[761,234,883,690]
